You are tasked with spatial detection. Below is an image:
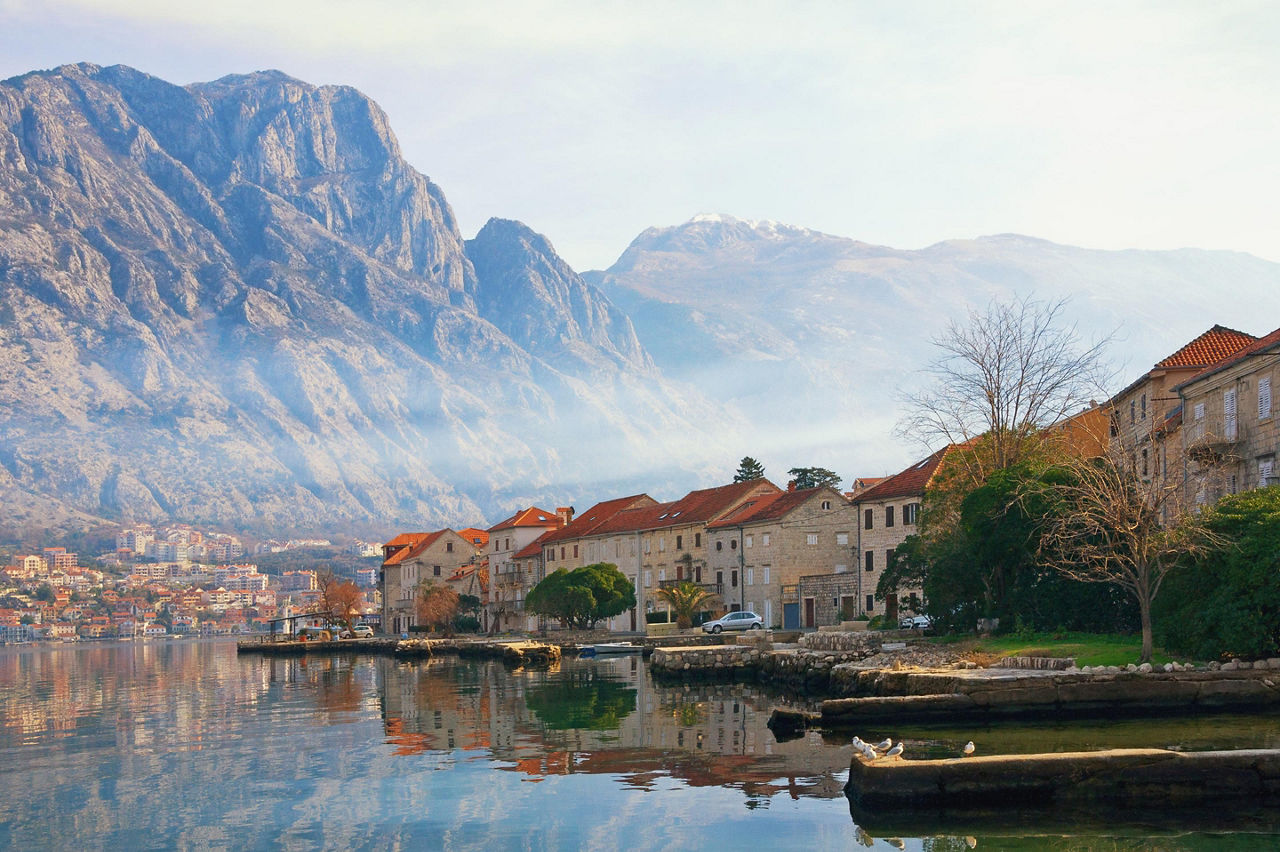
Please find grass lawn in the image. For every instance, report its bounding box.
[936,631,1187,667]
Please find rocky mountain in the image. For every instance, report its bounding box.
[588,214,1280,479]
[0,64,728,536]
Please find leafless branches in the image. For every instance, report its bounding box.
[900,295,1113,482]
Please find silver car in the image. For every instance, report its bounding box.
[701,611,764,633]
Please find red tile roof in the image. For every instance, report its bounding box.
[707,487,845,529]
[457,527,491,547]
[1154,325,1257,369]
[591,480,781,536]
[1174,325,1280,391]
[539,494,657,544]
[854,447,952,502]
[382,531,447,565]
[487,507,560,533]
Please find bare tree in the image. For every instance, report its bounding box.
[900,296,1112,485]
[415,581,459,635]
[316,571,364,632]
[1033,444,1222,663]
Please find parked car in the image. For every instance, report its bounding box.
[899,615,932,630]
[342,625,374,639]
[701,611,764,633]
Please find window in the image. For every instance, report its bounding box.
[644,570,651,587]
[446,542,453,552]
[573,544,578,558]
[762,533,770,546]
[433,565,441,577]
[560,547,566,560]
[1261,457,1275,488]
[864,509,873,530]
[731,570,738,588]
[695,533,701,547]
[886,549,894,569]
[1142,449,1149,477]
[715,541,723,551]
[865,594,874,613]
[1261,377,1272,420]
[676,535,682,550]
[885,506,895,527]
[1140,393,1147,420]
[658,538,665,552]
[836,532,848,546]
[716,570,723,587]
[659,569,665,582]
[806,533,818,545]
[1194,402,1205,421]
[746,568,754,586]
[745,534,753,548]
[1130,400,1136,423]
[903,503,920,525]
[644,540,651,554]
[504,538,509,550]
[864,551,874,572]
[821,500,831,510]
[730,539,737,550]
[762,566,770,585]
[1225,388,1238,441]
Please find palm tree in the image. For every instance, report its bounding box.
[655,580,717,630]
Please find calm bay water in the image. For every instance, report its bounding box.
[2,640,1279,851]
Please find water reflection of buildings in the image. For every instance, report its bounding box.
[380,656,851,801]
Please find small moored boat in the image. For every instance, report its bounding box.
[581,642,643,656]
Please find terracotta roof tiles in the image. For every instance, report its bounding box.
[487,507,560,533]
[854,447,952,503]
[539,494,657,544]
[1154,325,1257,369]
[707,487,845,529]
[1174,325,1280,391]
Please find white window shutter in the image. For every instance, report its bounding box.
[1224,389,1237,440]
[1260,377,1272,420]
[1194,402,1205,421]
[1261,459,1274,488]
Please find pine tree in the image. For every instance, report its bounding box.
[733,456,766,482]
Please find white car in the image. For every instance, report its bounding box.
[701,611,764,633]
[899,615,932,630]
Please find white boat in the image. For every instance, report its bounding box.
[583,642,643,656]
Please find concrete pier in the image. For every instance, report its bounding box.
[845,748,1280,810]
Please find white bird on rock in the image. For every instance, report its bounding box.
[963,741,975,756]
[886,741,904,758]
[852,736,864,748]
[873,738,893,752]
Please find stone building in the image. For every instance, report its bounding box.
[381,530,482,635]
[850,447,954,620]
[486,506,569,632]
[706,486,858,629]
[1176,325,1280,505]
[1107,325,1256,515]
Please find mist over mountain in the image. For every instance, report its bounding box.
[588,213,1280,479]
[3,64,1278,538]
[0,63,726,535]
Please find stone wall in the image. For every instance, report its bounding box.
[800,630,884,653]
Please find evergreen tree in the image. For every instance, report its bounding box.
[733,457,766,482]
[787,466,842,490]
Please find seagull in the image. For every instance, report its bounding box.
[886,741,904,758]
[873,738,893,753]
[852,736,864,748]
[963,741,975,756]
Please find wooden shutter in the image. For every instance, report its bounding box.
[1224,389,1237,440]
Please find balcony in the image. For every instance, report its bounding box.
[1186,418,1244,462]
[657,579,723,597]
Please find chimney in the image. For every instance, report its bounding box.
[556,506,575,527]
[787,480,797,492]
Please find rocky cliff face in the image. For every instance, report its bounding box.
[0,64,724,535]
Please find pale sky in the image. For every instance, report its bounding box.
[2,0,1278,272]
